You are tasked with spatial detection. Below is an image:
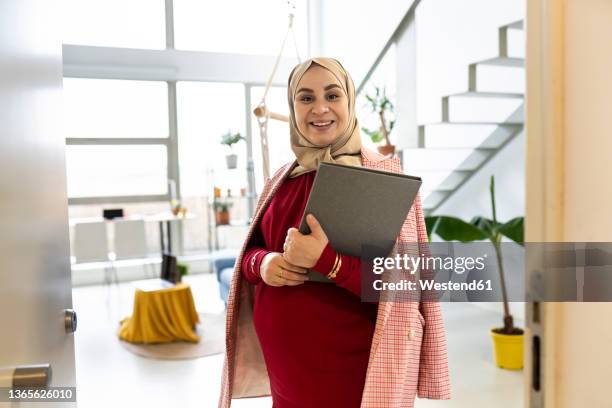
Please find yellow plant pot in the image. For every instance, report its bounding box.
[490,329,524,370]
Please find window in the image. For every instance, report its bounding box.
[176,81,246,197]
[173,0,308,56]
[62,0,166,49]
[63,78,169,139]
[65,145,168,198]
[176,82,248,252]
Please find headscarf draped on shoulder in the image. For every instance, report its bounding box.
[287,57,362,177]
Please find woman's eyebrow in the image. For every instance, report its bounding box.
[296,84,342,94]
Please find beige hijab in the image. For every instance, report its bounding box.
[287,57,362,177]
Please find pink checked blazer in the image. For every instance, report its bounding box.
[218,148,451,408]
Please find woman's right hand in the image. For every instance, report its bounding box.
[260,252,309,287]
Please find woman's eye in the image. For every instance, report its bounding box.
[327,93,339,101]
[300,95,313,102]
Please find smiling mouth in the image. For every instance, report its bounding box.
[310,120,335,128]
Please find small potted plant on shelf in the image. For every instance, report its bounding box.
[214,200,233,226]
[425,175,525,370]
[361,86,396,156]
[220,130,245,169]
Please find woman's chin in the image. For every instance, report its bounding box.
[306,128,340,146]
[307,135,338,146]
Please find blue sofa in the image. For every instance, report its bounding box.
[214,256,236,305]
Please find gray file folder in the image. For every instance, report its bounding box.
[298,162,422,282]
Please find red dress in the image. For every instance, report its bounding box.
[241,171,378,408]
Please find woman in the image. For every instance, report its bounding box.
[219,58,450,408]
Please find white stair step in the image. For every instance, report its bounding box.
[417,170,471,192]
[470,63,525,94]
[440,118,524,125]
[499,20,526,59]
[423,191,449,210]
[419,123,520,148]
[402,148,490,171]
[476,57,524,67]
[448,91,523,99]
[505,27,525,58]
[502,20,524,30]
[443,95,524,123]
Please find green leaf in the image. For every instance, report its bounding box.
[360,127,383,143]
[470,216,499,239]
[361,126,375,136]
[220,131,244,148]
[499,217,524,245]
[426,216,488,242]
[425,216,438,242]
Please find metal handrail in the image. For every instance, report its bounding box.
[356,0,423,96]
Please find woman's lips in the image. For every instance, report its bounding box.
[309,120,335,131]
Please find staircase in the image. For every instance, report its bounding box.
[405,20,525,214]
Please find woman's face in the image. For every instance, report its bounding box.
[293,65,349,146]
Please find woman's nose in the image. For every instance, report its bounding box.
[311,100,329,115]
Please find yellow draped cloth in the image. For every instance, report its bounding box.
[118,283,200,344]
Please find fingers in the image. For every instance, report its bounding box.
[306,214,328,242]
[278,257,307,274]
[279,268,309,283]
[262,251,309,288]
[270,267,308,287]
[306,213,321,231]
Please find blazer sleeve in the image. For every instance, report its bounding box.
[414,193,452,400]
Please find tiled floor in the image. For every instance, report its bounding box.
[72,273,523,407]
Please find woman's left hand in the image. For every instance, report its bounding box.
[283,214,329,268]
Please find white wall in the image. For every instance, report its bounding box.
[416,0,525,122]
[434,132,525,220]
[317,0,416,85]
[415,0,526,318]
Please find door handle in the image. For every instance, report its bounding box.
[0,364,52,388]
[64,309,77,333]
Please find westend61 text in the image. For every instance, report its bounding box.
[373,279,493,292]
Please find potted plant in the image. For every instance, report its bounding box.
[361,86,396,156]
[425,175,525,369]
[176,262,190,283]
[213,200,233,226]
[220,131,245,169]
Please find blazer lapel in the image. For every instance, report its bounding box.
[359,148,398,358]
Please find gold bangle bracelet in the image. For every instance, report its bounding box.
[327,254,340,277]
[327,254,340,279]
[327,254,342,279]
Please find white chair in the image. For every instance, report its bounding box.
[113,219,159,279]
[72,221,116,286]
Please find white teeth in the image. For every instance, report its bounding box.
[312,121,332,127]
